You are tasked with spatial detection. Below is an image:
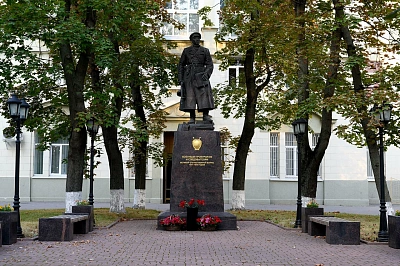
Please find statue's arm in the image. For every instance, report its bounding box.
[178,49,187,84]
[203,48,213,78]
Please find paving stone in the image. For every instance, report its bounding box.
[1,220,400,265]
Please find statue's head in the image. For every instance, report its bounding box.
[189,32,201,40]
[189,32,201,46]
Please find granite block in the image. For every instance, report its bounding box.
[389,215,400,249]
[0,222,2,247]
[326,221,360,245]
[72,205,94,231]
[39,217,74,241]
[0,211,17,245]
[301,207,324,233]
[308,216,360,245]
[170,130,224,212]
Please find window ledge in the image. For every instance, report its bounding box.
[32,175,67,179]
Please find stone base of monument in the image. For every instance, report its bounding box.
[157,211,237,230]
[160,127,237,230]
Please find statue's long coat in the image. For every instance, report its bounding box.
[178,45,214,112]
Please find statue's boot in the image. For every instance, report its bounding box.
[203,111,213,123]
[189,111,196,124]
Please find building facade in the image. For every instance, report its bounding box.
[1,0,400,208]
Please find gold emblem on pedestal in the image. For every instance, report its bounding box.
[192,137,202,150]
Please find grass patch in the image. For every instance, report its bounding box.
[20,208,379,242]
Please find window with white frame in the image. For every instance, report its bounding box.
[34,135,69,175]
[285,132,297,178]
[162,0,199,37]
[367,149,374,179]
[50,139,69,175]
[270,133,279,178]
[34,133,44,175]
[270,131,323,179]
[228,63,245,87]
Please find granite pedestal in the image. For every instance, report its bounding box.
[158,125,236,230]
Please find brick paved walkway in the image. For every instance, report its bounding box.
[1,220,399,266]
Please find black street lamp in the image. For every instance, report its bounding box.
[86,117,99,206]
[7,93,30,238]
[371,102,392,242]
[292,118,307,228]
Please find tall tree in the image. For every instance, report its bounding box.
[215,0,400,209]
[215,0,297,208]
[0,0,98,211]
[0,0,178,211]
[84,0,177,212]
[331,0,400,212]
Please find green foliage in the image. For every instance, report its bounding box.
[0,0,178,173]
[306,199,319,208]
[198,6,214,27]
[0,204,13,212]
[214,0,400,147]
[214,0,300,130]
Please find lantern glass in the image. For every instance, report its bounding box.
[380,104,392,123]
[298,122,307,134]
[292,118,307,136]
[19,98,30,120]
[87,118,99,134]
[7,94,21,118]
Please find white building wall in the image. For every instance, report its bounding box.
[1,21,400,207]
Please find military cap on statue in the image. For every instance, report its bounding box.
[189,32,201,40]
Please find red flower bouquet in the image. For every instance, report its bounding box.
[196,214,222,229]
[160,215,186,227]
[179,198,205,208]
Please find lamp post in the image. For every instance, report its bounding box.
[86,117,99,206]
[372,102,392,242]
[292,118,307,228]
[7,93,30,238]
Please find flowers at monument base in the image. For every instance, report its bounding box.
[196,214,222,228]
[179,198,205,208]
[0,204,13,212]
[75,200,90,206]
[306,199,319,208]
[395,210,400,216]
[160,215,186,227]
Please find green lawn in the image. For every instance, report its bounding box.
[20,208,380,242]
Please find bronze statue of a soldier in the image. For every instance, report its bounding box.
[178,32,214,124]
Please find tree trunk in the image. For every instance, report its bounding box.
[333,0,391,202]
[293,0,315,197]
[103,124,126,212]
[88,29,125,213]
[294,0,339,198]
[304,11,341,198]
[231,47,259,208]
[130,67,148,208]
[60,0,93,211]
